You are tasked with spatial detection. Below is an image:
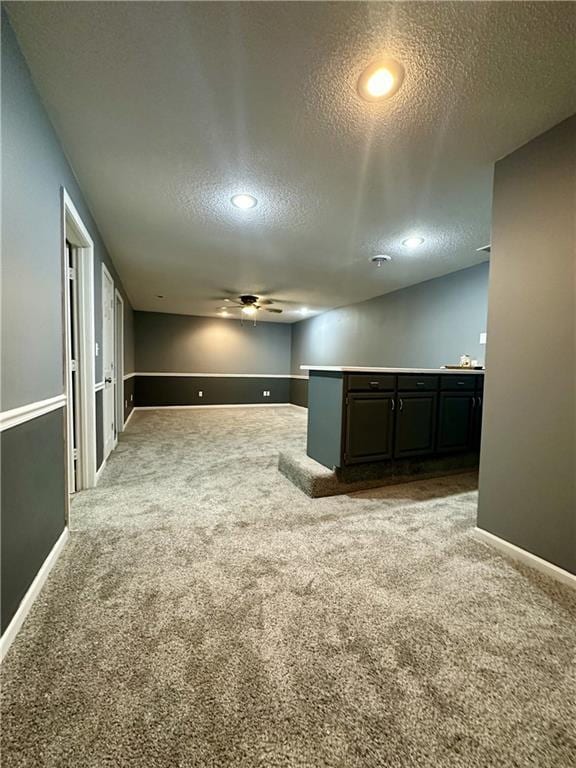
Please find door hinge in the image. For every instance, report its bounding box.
[73,448,78,460]
[68,266,76,280]
[71,359,77,372]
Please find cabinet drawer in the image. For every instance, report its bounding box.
[440,374,476,391]
[347,374,395,392]
[397,375,438,392]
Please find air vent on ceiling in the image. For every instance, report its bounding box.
[476,244,491,254]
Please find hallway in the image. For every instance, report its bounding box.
[2,407,575,767]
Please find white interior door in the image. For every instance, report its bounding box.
[102,265,115,461]
[65,241,79,494]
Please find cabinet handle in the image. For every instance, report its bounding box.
[478,396,482,408]
[399,398,404,412]
[369,381,380,388]
[471,397,476,408]
[391,399,395,411]
[416,381,425,386]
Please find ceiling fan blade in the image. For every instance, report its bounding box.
[257,298,273,305]
[264,307,283,313]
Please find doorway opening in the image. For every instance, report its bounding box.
[62,189,97,496]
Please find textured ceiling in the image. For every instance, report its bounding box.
[7,2,576,322]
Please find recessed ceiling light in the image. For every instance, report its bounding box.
[299,307,309,315]
[370,254,392,267]
[402,236,425,249]
[358,59,404,102]
[241,305,257,316]
[231,194,257,210]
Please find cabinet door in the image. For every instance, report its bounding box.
[437,392,475,453]
[394,393,437,458]
[473,393,483,451]
[345,393,394,464]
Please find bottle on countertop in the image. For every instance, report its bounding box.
[459,354,472,368]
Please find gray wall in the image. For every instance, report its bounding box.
[291,263,489,374]
[135,312,291,374]
[1,13,134,633]
[2,10,134,409]
[478,116,575,574]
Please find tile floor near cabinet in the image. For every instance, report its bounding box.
[2,406,575,767]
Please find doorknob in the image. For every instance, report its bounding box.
[105,377,112,384]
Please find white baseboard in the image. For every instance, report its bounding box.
[124,408,135,428]
[134,403,294,411]
[96,456,108,483]
[290,403,308,411]
[0,527,70,662]
[474,527,576,589]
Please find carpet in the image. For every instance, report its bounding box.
[2,407,575,767]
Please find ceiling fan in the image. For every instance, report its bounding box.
[218,294,283,318]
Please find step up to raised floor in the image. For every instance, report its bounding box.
[278,450,479,498]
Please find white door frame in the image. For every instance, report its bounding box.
[62,188,97,491]
[114,289,124,437]
[101,262,116,460]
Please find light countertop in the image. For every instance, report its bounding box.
[300,365,484,374]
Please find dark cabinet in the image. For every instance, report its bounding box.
[307,371,484,470]
[345,393,394,463]
[473,391,483,450]
[394,393,437,458]
[437,392,476,452]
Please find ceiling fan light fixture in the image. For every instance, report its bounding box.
[241,305,257,316]
[370,254,392,267]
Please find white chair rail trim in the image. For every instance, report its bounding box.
[0,394,67,432]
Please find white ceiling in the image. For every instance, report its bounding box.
[7,2,576,322]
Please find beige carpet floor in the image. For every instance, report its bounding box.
[2,407,575,767]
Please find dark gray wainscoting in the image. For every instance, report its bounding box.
[290,378,308,408]
[134,376,291,407]
[95,389,104,470]
[1,409,66,632]
[123,376,135,423]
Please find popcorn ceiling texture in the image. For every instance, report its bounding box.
[2,407,575,767]
[6,2,576,319]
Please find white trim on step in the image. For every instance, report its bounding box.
[474,527,576,589]
[95,381,105,392]
[290,404,308,411]
[0,528,70,662]
[0,394,67,432]
[131,372,294,378]
[124,408,135,428]
[123,372,136,380]
[135,403,294,411]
